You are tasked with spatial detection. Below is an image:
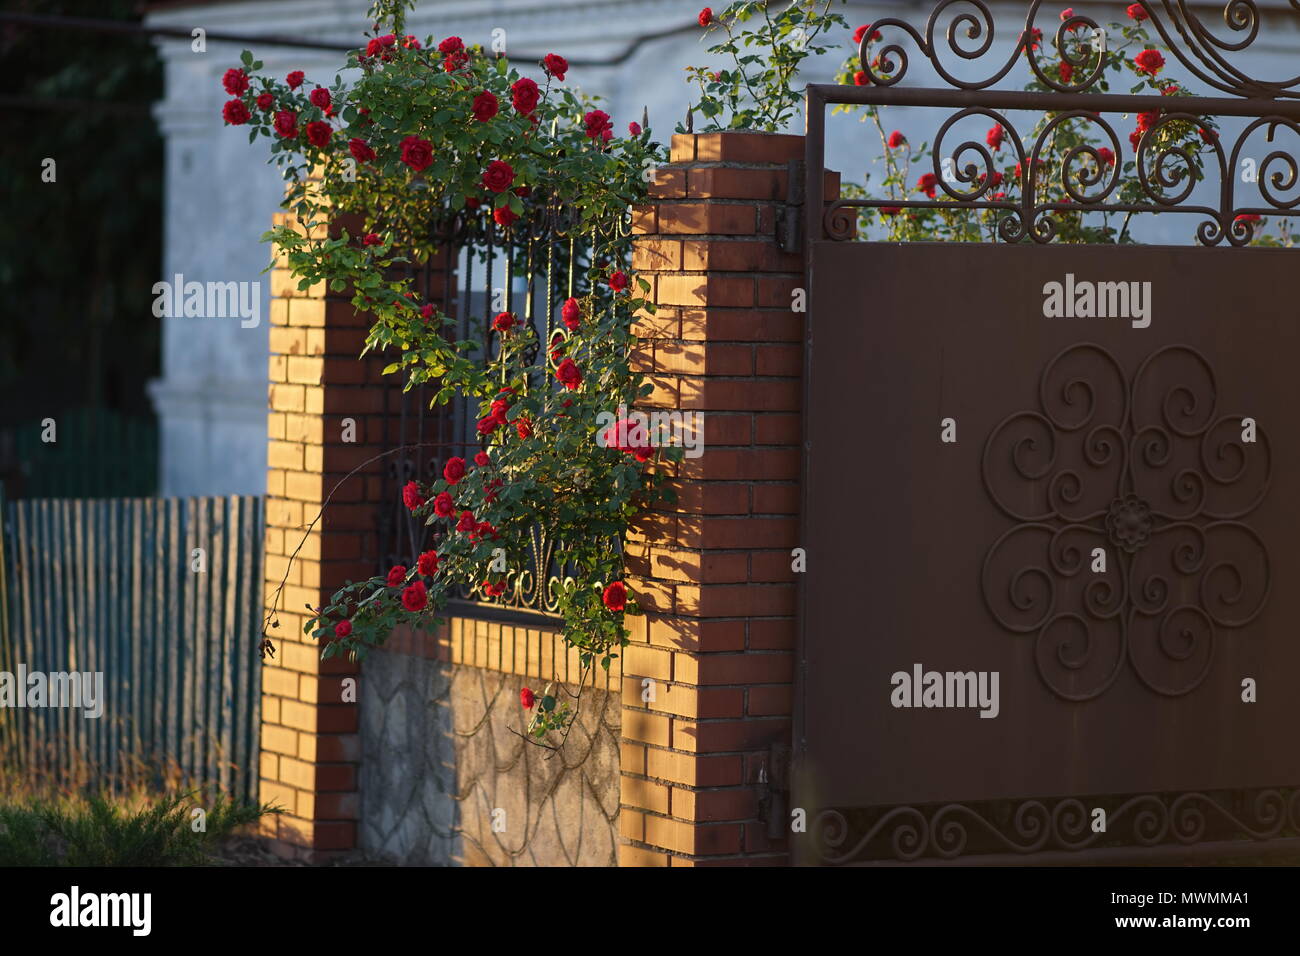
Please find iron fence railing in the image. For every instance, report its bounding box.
[377,206,630,619]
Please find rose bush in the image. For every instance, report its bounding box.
[231,0,673,738]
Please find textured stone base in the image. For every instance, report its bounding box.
[359,648,620,866]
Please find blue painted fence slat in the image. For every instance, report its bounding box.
[0,495,264,802]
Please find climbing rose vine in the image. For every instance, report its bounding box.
[232,1,673,738]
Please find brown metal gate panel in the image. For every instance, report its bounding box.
[795,242,1300,863]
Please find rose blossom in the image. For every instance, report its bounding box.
[482,160,515,192]
[443,456,466,485]
[222,68,249,95]
[400,135,433,171]
[401,580,428,612]
[222,99,250,125]
[602,581,627,612]
[472,90,499,122]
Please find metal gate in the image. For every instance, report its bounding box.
[794,0,1300,864]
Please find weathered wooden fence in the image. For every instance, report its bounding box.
[0,495,263,801]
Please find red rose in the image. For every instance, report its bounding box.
[222,68,249,95]
[474,451,491,467]
[511,77,540,114]
[917,172,938,198]
[1134,49,1165,75]
[418,550,439,576]
[438,36,464,55]
[349,138,376,163]
[472,90,499,122]
[483,579,506,597]
[420,304,435,319]
[1235,213,1262,224]
[310,87,331,110]
[515,417,532,439]
[1059,61,1074,83]
[482,160,515,192]
[853,71,870,86]
[222,99,251,125]
[628,121,642,136]
[608,270,629,293]
[256,92,274,111]
[520,687,536,709]
[1198,127,1219,144]
[1096,147,1115,166]
[881,206,901,216]
[543,53,568,81]
[555,357,582,390]
[1136,109,1159,133]
[887,130,906,149]
[1126,3,1149,21]
[273,110,298,139]
[603,418,654,462]
[853,24,882,44]
[602,581,627,612]
[456,510,475,533]
[1130,128,1143,151]
[477,413,502,435]
[1026,27,1043,51]
[401,580,428,612]
[402,480,425,511]
[360,233,380,246]
[400,135,433,172]
[491,398,511,419]
[403,35,421,49]
[286,70,305,89]
[698,7,712,27]
[493,311,516,332]
[494,206,519,228]
[583,110,612,139]
[987,124,1004,150]
[433,491,454,517]
[386,565,407,587]
[465,197,480,209]
[443,456,466,484]
[305,120,331,148]
[561,297,581,330]
[334,619,352,638]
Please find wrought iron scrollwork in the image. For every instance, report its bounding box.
[981,343,1270,699]
[811,788,1300,863]
[819,0,1300,243]
[861,0,1300,98]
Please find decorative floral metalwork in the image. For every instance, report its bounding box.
[858,0,1300,98]
[981,343,1271,699]
[810,787,1300,863]
[813,0,1300,243]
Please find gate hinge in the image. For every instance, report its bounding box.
[776,159,804,254]
[756,740,793,840]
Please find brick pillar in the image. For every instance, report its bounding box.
[619,132,833,865]
[259,214,453,860]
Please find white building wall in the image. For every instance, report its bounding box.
[145,0,1299,494]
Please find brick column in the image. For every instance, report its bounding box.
[259,214,451,861]
[619,132,833,865]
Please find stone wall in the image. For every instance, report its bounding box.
[359,632,620,866]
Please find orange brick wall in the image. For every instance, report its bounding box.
[260,212,451,860]
[619,131,828,865]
